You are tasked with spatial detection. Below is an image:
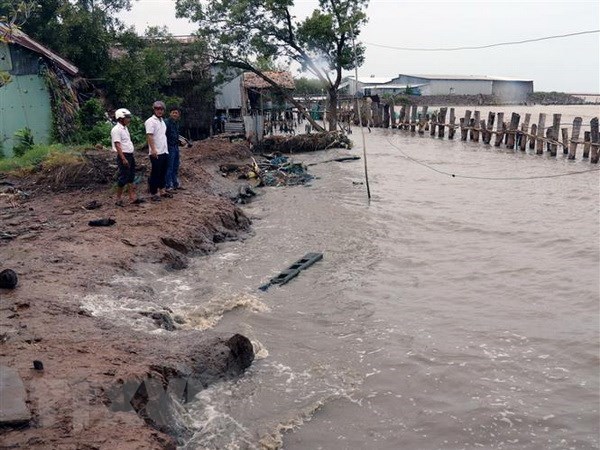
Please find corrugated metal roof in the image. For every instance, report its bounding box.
[243,71,295,89]
[346,75,395,84]
[397,73,532,82]
[0,22,78,75]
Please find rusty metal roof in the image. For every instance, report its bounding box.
[0,23,78,76]
[243,71,295,90]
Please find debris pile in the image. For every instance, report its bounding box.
[256,154,314,187]
[256,131,352,153]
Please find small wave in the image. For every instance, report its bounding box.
[182,293,270,331]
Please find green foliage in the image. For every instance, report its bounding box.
[294,77,327,97]
[0,143,66,172]
[12,127,34,157]
[175,0,368,130]
[78,98,106,129]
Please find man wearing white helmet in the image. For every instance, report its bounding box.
[111,108,140,206]
[145,100,171,201]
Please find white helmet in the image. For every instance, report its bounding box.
[115,108,132,120]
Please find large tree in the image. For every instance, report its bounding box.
[175,0,368,131]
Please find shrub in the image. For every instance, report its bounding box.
[12,128,35,157]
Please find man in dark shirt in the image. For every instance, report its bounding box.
[165,106,183,191]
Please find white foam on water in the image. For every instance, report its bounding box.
[181,293,270,331]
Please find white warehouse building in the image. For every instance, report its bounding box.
[342,74,534,103]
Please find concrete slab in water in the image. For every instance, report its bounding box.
[0,365,30,426]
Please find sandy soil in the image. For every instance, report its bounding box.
[0,138,255,449]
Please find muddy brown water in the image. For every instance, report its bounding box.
[83,105,599,449]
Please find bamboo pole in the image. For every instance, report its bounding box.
[461,110,471,141]
[448,108,456,139]
[438,107,447,138]
[583,131,591,158]
[529,124,537,150]
[536,113,546,154]
[568,117,582,160]
[506,113,520,149]
[591,117,599,164]
[518,113,531,151]
[494,112,504,147]
[550,113,561,156]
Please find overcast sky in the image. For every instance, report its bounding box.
[119,0,600,93]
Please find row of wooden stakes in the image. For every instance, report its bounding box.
[390,106,600,164]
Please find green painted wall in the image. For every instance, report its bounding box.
[0,42,53,158]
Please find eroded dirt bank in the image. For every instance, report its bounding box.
[0,138,257,449]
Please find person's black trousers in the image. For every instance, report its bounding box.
[148,153,169,195]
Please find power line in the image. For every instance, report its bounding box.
[386,137,600,181]
[366,30,600,52]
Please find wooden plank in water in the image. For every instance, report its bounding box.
[410,104,418,132]
[550,113,561,156]
[383,104,390,128]
[529,124,537,149]
[430,112,437,136]
[484,112,495,144]
[506,113,520,149]
[536,113,546,154]
[582,131,591,158]
[591,117,599,164]
[561,128,569,155]
[461,110,471,141]
[494,112,505,147]
[418,106,428,134]
[448,108,456,139]
[519,113,531,151]
[438,107,447,138]
[471,111,481,141]
[568,117,582,160]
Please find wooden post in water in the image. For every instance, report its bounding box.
[591,117,599,164]
[550,113,561,156]
[583,131,591,158]
[536,113,546,154]
[469,118,476,141]
[438,107,447,138]
[461,110,471,141]
[411,105,418,132]
[484,112,495,144]
[418,106,428,134]
[399,105,406,129]
[430,113,437,136]
[390,102,396,128]
[568,117,582,160]
[546,127,552,152]
[561,128,569,155]
[448,108,456,139]
[529,124,537,149]
[472,111,481,141]
[519,113,531,151]
[383,104,390,128]
[494,112,504,147]
[506,113,520,149]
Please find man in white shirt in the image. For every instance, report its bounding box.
[145,100,171,201]
[111,108,140,206]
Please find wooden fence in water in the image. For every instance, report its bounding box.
[346,102,599,164]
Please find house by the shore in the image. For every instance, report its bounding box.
[0,23,78,157]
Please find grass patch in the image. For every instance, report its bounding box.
[0,144,95,174]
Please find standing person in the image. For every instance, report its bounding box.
[111,108,140,206]
[165,106,183,191]
[145,100,171,201]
